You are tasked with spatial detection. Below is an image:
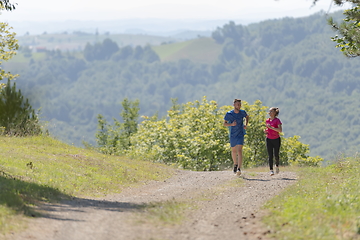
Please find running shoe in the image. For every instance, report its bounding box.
[270,170,274,176]
[275,166,279,174]
[236,168,241,176]
[233,164,238,174]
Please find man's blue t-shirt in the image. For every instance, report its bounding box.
[224,109,247,138]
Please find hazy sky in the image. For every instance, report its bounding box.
[1,0,350,22]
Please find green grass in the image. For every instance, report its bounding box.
[152,37,222,64]
[0,136,174,234]
[263,156,360,240]
[3,52,47,72]
[136,199,192,226]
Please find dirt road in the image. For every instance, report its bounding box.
[5,169,297,240]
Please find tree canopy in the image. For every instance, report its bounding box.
[314,0,360,57]
[0,0,16,11]
[0,19,19,86]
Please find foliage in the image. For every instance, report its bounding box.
[212,21,250,49]
[328,2,360,57]
[124,97,322,170]
[280,136,323,167]
[112,45,160,63]
[313,0,360,57]
[241,100,269,167]
[84,38,119,61]
[96,98,139,155]
[120,98,140,148]
[126,97,229,170]
[0,80,42,136]
[0,19,19,86]
[264,155,360,239]
[0,0,16,11]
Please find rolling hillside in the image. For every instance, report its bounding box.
[4,11,360,161]
[152,37,222,65]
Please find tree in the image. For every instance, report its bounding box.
[0,4,39,136]
[0,80,42,136]
[83,38,119,61]
[95,98,139,155]
[328,2,360,57]
[102,38,119,60]
[0,17,19,86]
[119,98,140,149]
[312,0,360,57]
[0,0,16,11]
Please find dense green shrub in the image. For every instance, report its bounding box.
[123,97,323,170]
[0,80,42,136]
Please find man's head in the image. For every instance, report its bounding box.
[233,99,241,110]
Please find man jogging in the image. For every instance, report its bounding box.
[223,99,249,176]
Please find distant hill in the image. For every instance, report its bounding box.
[8,19,251,36]
[5,10,360,161]
[16,33,179,52]
[14,30,214,53]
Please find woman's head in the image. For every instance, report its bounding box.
[269,107,280,117]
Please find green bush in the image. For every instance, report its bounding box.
[126,97,229,170]
[124,97,322,170]
[0,80,42,136]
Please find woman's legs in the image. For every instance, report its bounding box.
[274,137,281,167]
[266,138,274,170]
[266,138,281,171]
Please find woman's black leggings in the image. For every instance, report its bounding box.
[266,137,281,170]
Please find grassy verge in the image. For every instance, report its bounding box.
[0,136,174,234]
[136,199,193,226]
[263,156,360,240]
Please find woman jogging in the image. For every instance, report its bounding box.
[265,107,282,176]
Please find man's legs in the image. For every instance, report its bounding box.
[231,146,237,165]
[231,145,237,173]
[231,144,243,169]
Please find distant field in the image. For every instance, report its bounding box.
[152,37,222,64]
[2,52,47,72]
[4,33,183,71]
[6,36,223,68]
[16,33,178,52]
